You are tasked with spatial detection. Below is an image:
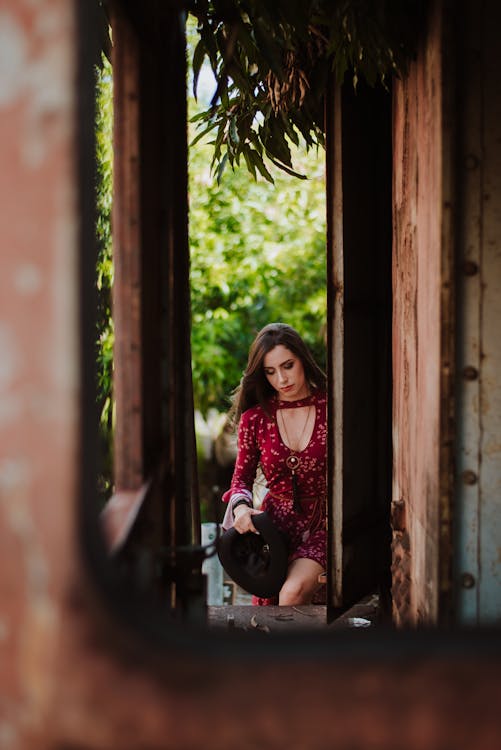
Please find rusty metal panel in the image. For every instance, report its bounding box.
[0,0,82,739]
[455,0,501,623]
[392,0,455,626]
[480,1,501,620]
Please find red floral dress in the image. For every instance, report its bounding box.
[222,389,327,605]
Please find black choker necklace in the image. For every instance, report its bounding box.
[276,391,315,409]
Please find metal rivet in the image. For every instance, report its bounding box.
[462,470,478,485]
[463,260,479,276]
[464,154,479,170]
[463,366,479,380]
[461,572,476,589]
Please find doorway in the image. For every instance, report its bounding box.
[327,81,393,618]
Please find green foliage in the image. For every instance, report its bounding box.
[189,126,327,415]
[95,54,114,502]
[93,24,328,495]
[187,0,423,181]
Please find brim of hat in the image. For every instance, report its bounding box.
[217,511,288,598]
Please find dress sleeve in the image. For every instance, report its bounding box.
[221,409,261,506]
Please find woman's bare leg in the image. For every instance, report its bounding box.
[278,558,324,606]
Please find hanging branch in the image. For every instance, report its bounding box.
[186,0,424,182]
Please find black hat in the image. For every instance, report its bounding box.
[217,512,289,598]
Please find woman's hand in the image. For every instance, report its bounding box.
[233,505,262,534]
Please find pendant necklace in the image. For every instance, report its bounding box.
[278,405,313,514]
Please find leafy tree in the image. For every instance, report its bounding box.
[189,127,327,415]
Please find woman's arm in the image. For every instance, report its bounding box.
[221,409,262,531]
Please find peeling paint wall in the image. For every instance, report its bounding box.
[0,0,79,744]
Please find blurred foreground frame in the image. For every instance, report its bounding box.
[1,0,501,748]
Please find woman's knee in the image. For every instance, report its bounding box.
[278,558,323,605]
[279,578,311,606]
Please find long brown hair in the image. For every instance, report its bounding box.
[228,323,326,427]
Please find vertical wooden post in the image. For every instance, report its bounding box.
[392,0,455,626]
[325,82,345,610]
[112,6,144,491]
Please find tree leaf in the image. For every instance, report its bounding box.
[268,156,307,179]
[192,39,207,98]
[249,149,274,183]
[216,151,229,183]
[190,119,219,147]
[261,118,292,167]
[229,117,240,145]
[242,145,257,179]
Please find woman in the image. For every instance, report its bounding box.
[222,323,327,606]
